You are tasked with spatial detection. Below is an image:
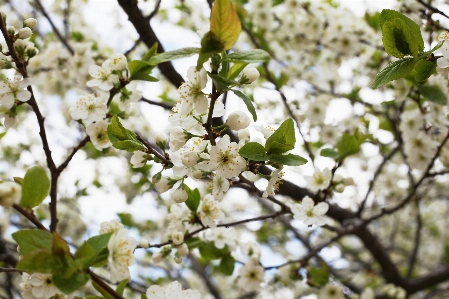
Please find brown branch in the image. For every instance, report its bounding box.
[117,0,184,88]
[56,136,90,174]
[139,97,174,110]
[189,254,223,299]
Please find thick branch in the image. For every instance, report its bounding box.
[117,0,184,88]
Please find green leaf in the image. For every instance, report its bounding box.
[208,73,230,92]
[414,59,437,82]
[217,254,235,275]
[210,0,241,50]
[200,31,225,56]
[265,118,296,155]
[117,213,134,227]
[381,19,418,57]
[112,140,145,152]
[307,262,330,287]
[379,9,424,52]
[130,72,158,82]
[92,280,115,299]
[198,242,228,260]
[320,148,340,160]
[418,84,447,105]
[129,60,154,77]
[268,154,308,166]
[116,279,128,296]
[108,115,136,143]
[336,134,360,159]
[239,142,270,161]
[107,116,145,152]
[222,49,270,63]
[185,185,201,212]
[231,89,257,121]
[16,249,63,273]
[141,43,159,62]
[227,62,248,80]
[20,166,50,208]
[149,47,200,65]
[372,57,416,89]
[74,233,112,268]
[53,272,90,294]
[12,229,53,256]
[184,237,203,250]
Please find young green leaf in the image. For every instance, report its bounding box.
[210,0,241,50]
[208,73,230,92]
[372,57,416,89]
[265,118,296,155]
[12,229,53,256]
[107,115,145,152]
[116,279,129,296]
[414,59,437,82]
[184,185,201,212]
[149,47,201,65]
[129,60,154,77]
[231,89,257,121]
[53,272,90,294]
[217,254,235,275]
[111,140,145,152]
[268,153,307,166]
[227,62,248,80]
[418,84,447,105]
[381,19,418,58]
[198,242,228,260]
[74,233,112,268]
[320,148,340,160]
[16,249,63,273]
[379,9,424,52]
[239,142,270,161]
[336,134,360,159]
[307,261,330,287]
[141,42,159,62]
[20,166,50,208]
[222,49,270,63]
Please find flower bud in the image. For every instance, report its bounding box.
[26,47,38,58]
[18,27,32,39]
[177,243,189,256]
[182,152,198,167]
[0,181,21,207]
[131,151,147,168]
[174,254,182,264]
[139,238,149,249]
[156,133,167,151]
[109,53,128,71]
[192,170,203,179]
[239,67,259,84]
[23,18,37,30]
[0,11,7,23]
[7,26,15,36]
[334,184,345,193]
[155,176,171,193]
[343,177,354,185]
[173,188,188,203]
[238,128,250,140]
[152,252,164,263]
[171,230,184,245]
[226,111,251,131]
[152,172,162,184]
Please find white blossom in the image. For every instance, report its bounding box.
[86,120,111,150]
[198,194,223,228]
[131,151,148,168]
[205,227,238,250]
[178,66,208,115]
[20,273,64,299]
[100,219,124,234]
[107,228,137,283]
[318,283,343,299]
[171,229,184,245]
[146,281,201,299]
[291,196,329,226]
[211,174,230,201]
[86,59,119,91]
[209,135,247,178]
[0,181,21,207]
[69,93,108,125]
[23,18,37,30]
[177,243,189,256]
[226,111,251,130]
[238,261,264,291]
[305,167,332,192]
[109,53,128,71]
[240,67,260,84]
[173,188,188,203]
[0,76,33,109]
[262,168,284,198]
